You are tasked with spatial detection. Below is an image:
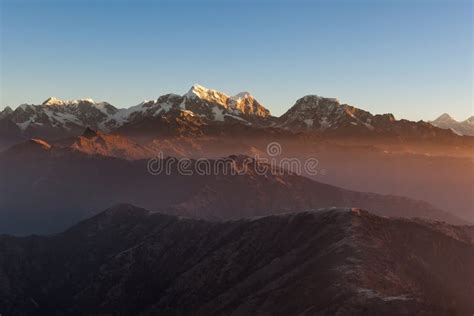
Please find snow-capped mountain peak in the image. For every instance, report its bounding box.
[463,116,474,126]
[433,113,456,123]
[42,97,65,106]
[430,113,474,136]
[185,84,210,97]
[183,85,261,108]
[184,84,230,107]
[99,85,270,134]
[6,87,464,140]
[184,85,256,104]
[180,84,269,120]
[230,91,252,102]
[2,85,270,137]
[2,97,120,136]
[42,97,98,107]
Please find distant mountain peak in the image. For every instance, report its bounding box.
[185,84,209,98]
[292,95,341,112]
[2,106,13,113]
[186,83,209,95]
[300,94,340,104]
[0,106,13,119]
[5,89,469,139]
[184,84,229,105]
[181,84,269,120]
[42,97,65,106]
[464,116,474,125]
[434,113,456,122]
[184,84,257,103]
[278,94,376,131]
[42,97,97,106]
[429,113,474,136]
[230,91,252,101]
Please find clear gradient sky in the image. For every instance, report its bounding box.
[0,0,472,121]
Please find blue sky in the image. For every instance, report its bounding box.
[0,0,472,120]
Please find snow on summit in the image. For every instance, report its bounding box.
[42,97,97,106]
[0,84,271,136]
[123,84,271,123]
[430,113,474,136]
[42,97,65,106]
[1,85,471,140]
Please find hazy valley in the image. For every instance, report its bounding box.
[1,85,473,315]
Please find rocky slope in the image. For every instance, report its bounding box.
[0,205,472,315]
[277,95,464,141]
[429,113,474,136]
[0,139,463,235]
[65,127,155,160]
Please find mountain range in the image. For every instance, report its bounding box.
[429,113,474,136]
[0,137,464,235]
[1,86,473,314]
[1,204,473,315]
[0,85,271,140]
[1,85,473,233]
[0,85,470,150]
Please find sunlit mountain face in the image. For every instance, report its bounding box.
[2,0,473,311]
[1,85,469,144]
[2,85,473,228]
[1,84,472,314]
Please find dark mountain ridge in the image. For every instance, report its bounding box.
[0,204,473,315]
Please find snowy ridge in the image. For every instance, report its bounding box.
[184,84,228,104]
[107,84,270,127]
[1,86,470,139]
[42,97,114,114]
[430,113,474,136]
[277,94,377,131]
[0,85,271,137]
[3,97,119,133]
